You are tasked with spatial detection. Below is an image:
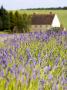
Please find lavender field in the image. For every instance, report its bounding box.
[0,31,67,90]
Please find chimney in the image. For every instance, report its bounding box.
[33,13,36,15]
[50,12,52,14]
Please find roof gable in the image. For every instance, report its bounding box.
[31,14,55,25]
[52,14,60,27]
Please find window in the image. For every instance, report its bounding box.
[40,25,42,27]
[35,25,37,28]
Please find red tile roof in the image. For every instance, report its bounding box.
[31,14,55,25]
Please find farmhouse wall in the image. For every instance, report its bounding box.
[31,25,51,32]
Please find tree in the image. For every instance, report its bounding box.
[0,6,10,30]
[13,11,31,33]
[63,7,67,10]
[22,13,31,32]
[9,11,15,31]
[14,11,23,33]
[0,16,3,30]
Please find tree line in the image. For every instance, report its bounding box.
[0,6,31,33]
[24,7,67,10]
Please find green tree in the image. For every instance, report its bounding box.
[14,11,19,26]
[0,6,10,30]
[13,11,31,33]
[9,11,15,31]
[22,13,31,32]
[14,11,24,33]
[0,16,3,30]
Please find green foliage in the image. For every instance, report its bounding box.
[52,66,62,77]
[0,6,31,33]
[22,13,31,32]
[44,84,51,90]
[12,11,31,33]
[0,79,6,90]
[27,79,38,90]
[9,11,15,31]
[0,6,10,30]
[14,11,23,32]
[0,16,3,30]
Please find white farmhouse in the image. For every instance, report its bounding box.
[31,13,60,32]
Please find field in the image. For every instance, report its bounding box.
[0,9,67,90]
[17,10,67,29]
[0,30,67,90]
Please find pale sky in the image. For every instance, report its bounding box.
[0,0,67,10]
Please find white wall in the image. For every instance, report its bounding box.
[52,14,60,27]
